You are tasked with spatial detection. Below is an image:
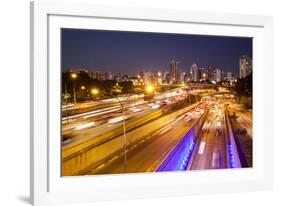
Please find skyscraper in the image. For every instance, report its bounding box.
[190,63,199,82]
[156,71,162,84]
[169,60,179,84]
[214,68,221,82]
[225,72,233,81]
[200,68,208,82]
[207,65,215,82]
[239,55,252,79]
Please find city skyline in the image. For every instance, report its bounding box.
[61,28,253,176]
[61,29,252,76]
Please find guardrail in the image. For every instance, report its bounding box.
[155,109,208,172]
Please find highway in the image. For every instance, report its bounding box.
[190,103,228,170]
[227,100,252,138]
[62,89,191,150]
[87,103,207,175]
[61,87,250,176]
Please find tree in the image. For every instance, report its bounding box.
[63,92,71,104]
[112,84,123,95]
[235,72,252,97]
[118,81,134,93]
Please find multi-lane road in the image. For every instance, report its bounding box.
[88,103,206,175]
[62,88,251,175]
[62,100,158,149]
[190,103,228,170]
[62,89,191,150]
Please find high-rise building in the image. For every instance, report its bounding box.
[221,70,225,82]
[163,71,170,83]
[165,73,171,84]
[88,71,100,79]
[225,72,233,81]
[169,60,179,84]
[190,63,199,82]
[184,72,191,83]
[239,55,252,79]
[105,72,113,80]
[207,65,215,82]
[178,70,185,84]
[214,68,221,82]
[200,68,208,82]
[139,71,154,84]
[156,71,162,84]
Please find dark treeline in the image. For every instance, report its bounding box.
[62,71,135,101]
[234,73,252,109]
[235,72,252,97]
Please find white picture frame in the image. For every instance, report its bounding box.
[30,0,273,205]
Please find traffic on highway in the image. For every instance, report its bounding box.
[60,29,253,176]
[61,85,252,176]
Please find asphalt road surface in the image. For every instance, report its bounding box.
[88,104,206,175]
[190,104,228,170]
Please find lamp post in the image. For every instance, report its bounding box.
[146,85,154,93]
[145,84,155,101]
[70,73,77,104]
[90,87,98,95]
[116,96,127,171]
[92,86,127,171]
[111,83,127,171]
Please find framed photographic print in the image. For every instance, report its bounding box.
[30,0,273,205]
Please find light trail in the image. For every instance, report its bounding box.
[75,122,96,130]
[62,105,121,121]
[198,141,206,155]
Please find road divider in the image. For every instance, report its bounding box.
[155,108,208,172]
[62,102,202,176]
[225,110,241,168]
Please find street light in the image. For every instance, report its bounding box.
[146,85,154,93]
[71,73,77,79]
[91,88,99,101]
[119,98,127,171]
[91,85,127,171]
[110,86,127,171]
[70,73,78,104]
[81,85,85,90]
[91,88,99,95]
[145,84,155,102]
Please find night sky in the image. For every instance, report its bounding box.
[61,28,252,76]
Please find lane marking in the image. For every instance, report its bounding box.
[212,153,217,168]
[96,164,105,170]
[131,144,137,149]
[108,156,118,163]
[146,143,176,172]
[158,126,172,135]
[198,141,206,155]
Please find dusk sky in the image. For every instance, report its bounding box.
[61,28,252,76]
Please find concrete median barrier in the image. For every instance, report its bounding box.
[62,102,202,176]
[155,109,209,172]
[225,110,241,168]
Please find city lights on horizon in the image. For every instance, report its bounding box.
[65,55,252,88]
